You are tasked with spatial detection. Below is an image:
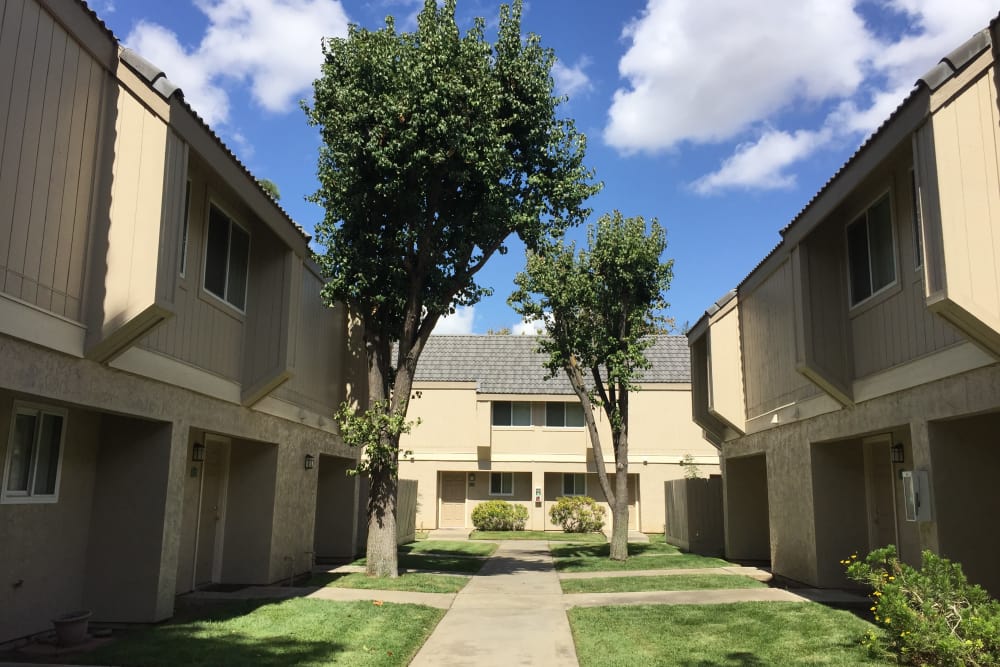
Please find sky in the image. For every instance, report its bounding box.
[94,0,999,335]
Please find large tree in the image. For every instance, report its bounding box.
[305,0,599,576]
[510,212,672,560]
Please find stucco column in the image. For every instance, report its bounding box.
[530,470,545,530]
[154,419,191,620]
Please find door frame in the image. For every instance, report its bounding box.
[192,433,231,587]
[862,434,898,551]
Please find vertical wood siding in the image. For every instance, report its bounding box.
[273,266,345,416]
[0,0,107,320]
[848,162,961,378]
[740,260,820,418]
[240,229,288,393]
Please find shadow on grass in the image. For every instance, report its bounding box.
[680,652,767,667]
[550,542,679,559]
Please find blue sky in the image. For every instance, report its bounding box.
[95,0,998,334]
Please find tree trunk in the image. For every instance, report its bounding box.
[366,459,398,577]
[609,442,629,560]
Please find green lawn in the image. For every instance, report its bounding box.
[400,540,498,557]
[551,541,730,572]
[306,571,468,593]
[72,598,444,667]
[560,573,765,594]
[569,602,889,666]
[470,530,606,542]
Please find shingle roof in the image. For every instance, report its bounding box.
[412,335,690,394]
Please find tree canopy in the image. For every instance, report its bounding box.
[510,211,673,559]
[305,0,600,575]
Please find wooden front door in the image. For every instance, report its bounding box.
[440,473,466,528]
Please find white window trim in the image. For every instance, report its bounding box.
[910,168,923,272]
[491,401,532,428]
[202,200,251,314]
[2,401,68,504]
[489,472,514,497]
[562,473,587,497]
[846,189,898,310]
[180,180,192,278]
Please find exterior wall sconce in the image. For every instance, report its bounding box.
[192,442,205,462]
[891,443,905,464]
[468,473,475,485]
[304,454,315,470]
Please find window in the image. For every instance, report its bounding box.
[847,193,895,306]
[180,181,191,277]
[562,473,586,496]
[911,171,922,269]
[490,472,513,496]
[492,401,531,426]
[204,204,250,311]
[2,404,66,503]
[545,402,584,428]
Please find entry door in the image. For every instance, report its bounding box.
[628,475,639,530]
[195,435,230,586]
[440,473,466,528]
[864,438,897,550]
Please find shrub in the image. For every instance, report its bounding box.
[549,496,606,533]
[844,545,1000,666]
[471,500,528,531]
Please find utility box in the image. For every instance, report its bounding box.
[901,470,932,522]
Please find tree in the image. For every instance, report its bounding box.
[257,178,281,201]
[510,212,672,560]
[305,0,599,576]
[486,327,512,335]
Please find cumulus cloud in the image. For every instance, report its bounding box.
[125,0,350,128]
[552,57,593,99]
[512,318,546,336]
[433,306,476,334]
[607,0,999,193]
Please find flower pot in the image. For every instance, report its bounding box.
[52,610,91,646]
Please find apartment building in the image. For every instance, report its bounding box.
[399,335,719,534]
[688,20,1000,595]
[0,0,362,642]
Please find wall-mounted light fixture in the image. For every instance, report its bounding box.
[192,443,205,462]
[468,473,475,485]
[891,443,905,464]
[304,454,315,470]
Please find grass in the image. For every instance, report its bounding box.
[71,598,444,667]
[470,530,606,542]
[551,541,731,572]
[349,540,494,574]
[560,574,765,594]
[306,572,468,594]
[400,540,497,557]
[569,601,889,666]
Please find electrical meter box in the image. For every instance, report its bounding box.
[901,470,932,522]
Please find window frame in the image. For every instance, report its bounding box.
[179,180,192,278]
[202,200,251,313]
[910,169,923,272]
[562,473,587,496]
[846,190,898,309]
[2,402,68,504]
[545,402,585,428]
[489,472,514,497]
[491,401,532,427]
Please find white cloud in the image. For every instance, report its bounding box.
[552,57,593,99]
[691,127,832,194]
[606,0,999,193]
[125,0,350,128]
[512,318,546,336]
[433,306,476,334]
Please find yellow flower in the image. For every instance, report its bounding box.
[851,554,858,559]
[888,576,895,581]
[870,606,876,611]
[884,618,891,624]
[874,591,882,597]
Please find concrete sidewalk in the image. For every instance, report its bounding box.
[409,541,578,667]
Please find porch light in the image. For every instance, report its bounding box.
[891,443,905,464]
[192,443,205,462]
[304,454,315,470]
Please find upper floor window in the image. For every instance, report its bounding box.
[2,403,67,503]
[847,193,895,306]
[910,171,923,270]
[492,401,531,427]
[180,181,191,277]
[490,472,513,496]
[204,204,250,311]
[545,402,584,428]
[562,473,586,496]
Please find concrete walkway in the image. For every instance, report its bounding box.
[409,541,578,667]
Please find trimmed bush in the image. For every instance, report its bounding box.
[844,545,1000,666]
[471,500,528,531]
[549,496,606,533]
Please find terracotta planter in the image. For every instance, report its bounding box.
[52,610,91,646]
